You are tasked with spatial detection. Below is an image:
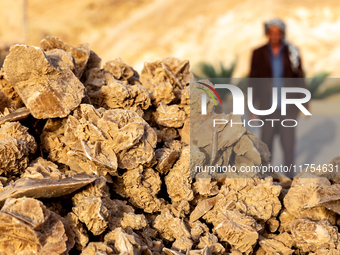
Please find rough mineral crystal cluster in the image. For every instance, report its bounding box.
[0,36,339,255]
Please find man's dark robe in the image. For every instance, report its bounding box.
[249,43,307,119]
[248,42,308,173]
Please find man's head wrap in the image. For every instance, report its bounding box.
[264,18,286,38]
[264,18,301,72]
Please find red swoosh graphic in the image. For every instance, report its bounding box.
[197,82,223,106]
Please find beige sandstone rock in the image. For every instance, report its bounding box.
[155,103,187,128]
[65,212,89,251]
[291,219,340,252]
[103,57,140,85]
[211,210,260,255]
[0,107,30,126]
[104,227,143,254]
[196,233,225,254]
[0,197,74,255]
[41,106,157,175]
[140,57,192,93]
[153,208,192,252]
[120,212,148,230]
[0,122,36,175]
[80,242,113,255]
[3,45,85,119]
[4,38,340,255]
[284,180,337,224]
[165,146,194,203]
[115,166,165,213]
[259,234,294,255]
[0,68,23,111]
[154,147,179,175]
[87,75,150,116]
[40,36,90,78]
[0,173,96,206]
[71,177,137,236]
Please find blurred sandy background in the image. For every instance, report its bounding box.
[1,0,340,78]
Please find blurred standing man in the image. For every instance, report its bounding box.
[249,18,308,178]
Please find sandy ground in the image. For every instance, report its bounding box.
[248,98,340,169]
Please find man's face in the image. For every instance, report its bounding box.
[267,26,283,46]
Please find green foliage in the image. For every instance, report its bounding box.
[307,72,340,99]
[193,61,236,79]
[194,61,237,101]
[307,72,329,99]
[194,63,340,100]
[193,61,248,101]
[219,62,236,79]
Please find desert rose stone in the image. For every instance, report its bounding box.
[3,45,85,119]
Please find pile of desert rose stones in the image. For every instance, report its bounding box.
[0,36,339,255]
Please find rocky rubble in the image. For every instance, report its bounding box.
[0,37,339,255]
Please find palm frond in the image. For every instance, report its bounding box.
[193,61,236,78]
[307,72,329,99]
[220,61,236,78]
[199,62,217,78]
